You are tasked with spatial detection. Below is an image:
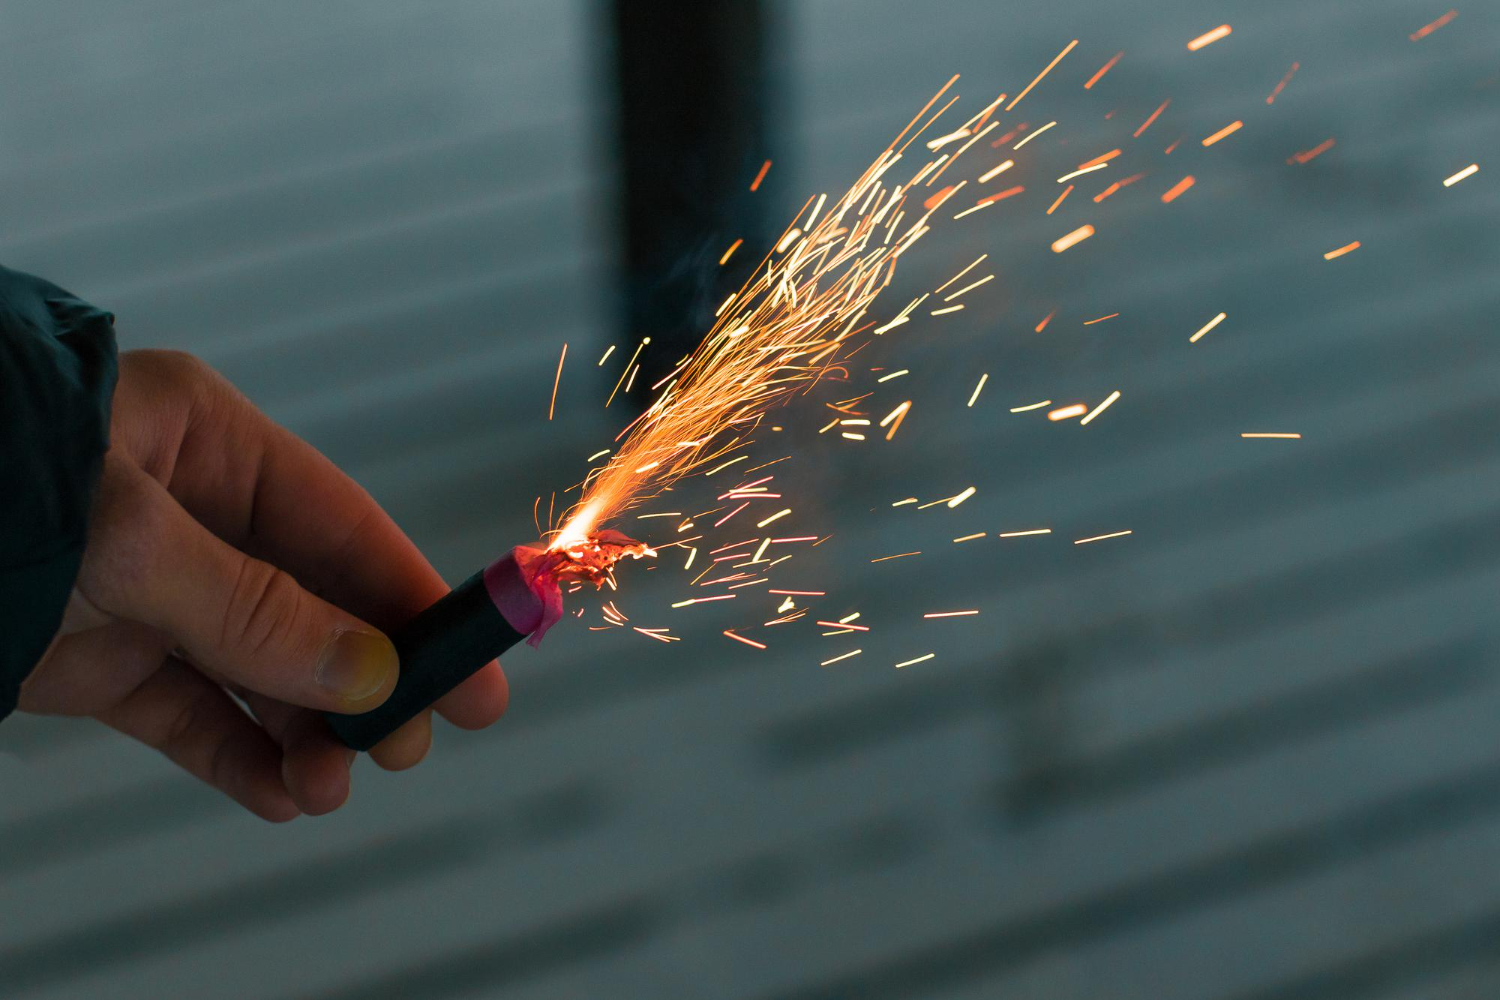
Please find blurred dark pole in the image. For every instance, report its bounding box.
[606,0,776,400]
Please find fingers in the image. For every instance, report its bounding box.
[127,351,450,629]
[80,458,398,715]
[433,661,509,731]
[98,659,299,823]
[368,710,433,770]
[236,693,354,815]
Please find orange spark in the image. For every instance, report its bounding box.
[548,342,567,421]
[1035,310,1057,332]
[1161,175,1196,203]
[1084,52,1123,90]
[719,239,744,265]
[967,374,988,407]
[1189,312,1227,343]
[1266,63,1299,104]
[1323,241,1361,260]
[1079,390,1121,425]
[1083,312,1119,325]
[1013,120,1057,149]
[871,551,921,563]
[1052,225,1095,253]
[1133,99,1170,138]
[1444,164,1479,187]
[978,159,1015,183]
[976,184,1026,206]
[1046,186,1074,214]
[1410,10,1457,41]
[723,630,767,649]
[1074,530,1132,544]
[1093,173,1145,203]
[1288,138,1335,165]
[1048,403,1088,421]
[1187,24,1232,51]
[1007,40,1078,110]
[1078,149,1123,170]
[880,400,912,440]
[1202,121,1243,147]
[749,160,772,192]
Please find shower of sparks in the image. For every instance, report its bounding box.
[1075,530,1133,544]
[1134,99,1170,138]
[1289,138,1336,165]
[548,343,567,421]
[1010,400,1052,412]
[1202,120,1243,147]
[999,528,1052,538]
[1444,164,1479,187]
[894,653,936,668]
[1266,63,1300,104]
[1187,24,1233,51]
[1084,52,1124,90]
[749,159,772,191]
[1190,312,1227,343]
[554,83,1023,550]
[1007,39,1077,110]
[1052,225,1095,253]
[1079,390,1121,425]
[967,374,988,407]
[1410,10,1457,41]
[1324,241,1361,260]
[1242,432,1303,439]
[1161,175,1196,203]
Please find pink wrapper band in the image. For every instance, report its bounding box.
[482,546,564,647]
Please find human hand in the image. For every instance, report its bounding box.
[19,350,508,820]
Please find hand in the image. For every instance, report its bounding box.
[18,350,508,821]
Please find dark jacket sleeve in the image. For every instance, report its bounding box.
[0,264,117,721]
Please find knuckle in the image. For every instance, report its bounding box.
[221,558,307,662]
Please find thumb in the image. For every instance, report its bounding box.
[82,458,399,713]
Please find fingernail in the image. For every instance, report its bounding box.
[316,629,397,704]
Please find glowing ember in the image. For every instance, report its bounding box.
[1052,225,1096,253]
[1187,24,1233,51]
[542,528,654,588]
[1443,164,1479,187]
[1323,241,1361,260]
[1410,10,1457,42]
